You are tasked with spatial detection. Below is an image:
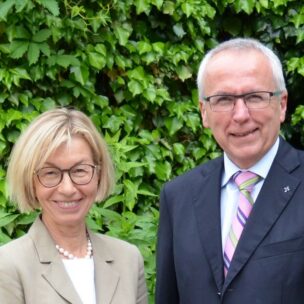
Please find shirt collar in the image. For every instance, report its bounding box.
[222,136,280,187]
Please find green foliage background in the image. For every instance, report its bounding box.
[1,0,304,302]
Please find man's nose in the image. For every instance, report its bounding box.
[232,98,250,119]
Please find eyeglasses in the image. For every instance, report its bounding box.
[203,91,282,112]
[35,164,98,188]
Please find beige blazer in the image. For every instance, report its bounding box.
[0,217,148,304]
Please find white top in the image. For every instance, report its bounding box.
[220,137,280,253]
[63,258,96,304]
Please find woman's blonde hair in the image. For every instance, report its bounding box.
[7,107,115,212]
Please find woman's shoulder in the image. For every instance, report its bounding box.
[0,233,30,252]
[0,233,32,266]
[90,232,142,260]
[95,233,139,250]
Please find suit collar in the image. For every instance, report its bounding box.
[223,138,301,291]
[29,217,120,304]
[192,157,225,292]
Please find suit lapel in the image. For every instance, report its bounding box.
[223,139,301,291]
[192,158,225,292]
[89,232,119,304]
[29,218,83,304]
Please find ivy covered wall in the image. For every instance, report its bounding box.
[1,0,304,301]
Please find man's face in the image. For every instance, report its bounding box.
[199,49,287,169]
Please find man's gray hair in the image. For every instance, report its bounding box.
[197,38,286,101]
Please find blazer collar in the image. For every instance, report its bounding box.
[223,138,302,291]
[28,217,83,304]
[89,231,120,304]
[29,217,120,304]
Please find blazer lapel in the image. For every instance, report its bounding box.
[192,158,225,292]
[89,232,119,304]
[29,218,83,304]
[223,139,301,291]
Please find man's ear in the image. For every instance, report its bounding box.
[279,90,288,123]
[199,101,210,128]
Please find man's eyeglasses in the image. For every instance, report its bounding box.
[202,91,282,112]
[35,164,98,188]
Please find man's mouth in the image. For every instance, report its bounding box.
[233,128,258,137]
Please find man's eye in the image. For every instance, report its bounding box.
[214,96,234,104]
[246,94,264,102]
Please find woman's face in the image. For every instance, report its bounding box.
[34,135,99,229]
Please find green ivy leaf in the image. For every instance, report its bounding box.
[0,230,11,245]
[28,43,40,65]
[137,41,152,54]
[54,55,80,68]
[15,0,28,13]
[0,0,14,21]
[11,68,31,81]
[181,2,193,17]
[155,161,172,181]
[173,23,186,38]
[234,0,255,14]
[103,195,124,208]
[39,42,51,57]
[128,79,143,96]
[135,0,151,14]
[16,212,38,225]
[165,117,183,135]
[113,22,132,46]
[152,0,164,9]
[88,52,106,69]
[176,65,192,81]
[37,0,60,16]
[10,41,29,59]
[0,214,19,227]
[32,29,52,42]
[163,0,175,15]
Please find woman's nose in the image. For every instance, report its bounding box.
[57,172,77,194]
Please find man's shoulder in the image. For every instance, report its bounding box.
[277,138,304,165]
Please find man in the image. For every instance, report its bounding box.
[156,38,304,303]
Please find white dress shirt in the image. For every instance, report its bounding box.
[220,137,280,252]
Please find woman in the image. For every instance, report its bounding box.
[0,108,148,304]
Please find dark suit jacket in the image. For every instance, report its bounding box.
[156,137,304,304]
[0,217,148,304]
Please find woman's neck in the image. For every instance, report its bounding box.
[41,214,89,258]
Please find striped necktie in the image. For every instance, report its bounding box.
[223,171,260,277]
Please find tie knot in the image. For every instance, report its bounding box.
[234,171,260,192]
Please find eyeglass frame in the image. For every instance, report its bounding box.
[34,164,98,188]
[202,90,282,112]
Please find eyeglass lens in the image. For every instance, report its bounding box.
[36,164,95,187]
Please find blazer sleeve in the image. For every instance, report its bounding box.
[0,247,25,303]
[155,186,179,304]
[136,248,148,304]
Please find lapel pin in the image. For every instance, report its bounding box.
[283,186,290,193]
